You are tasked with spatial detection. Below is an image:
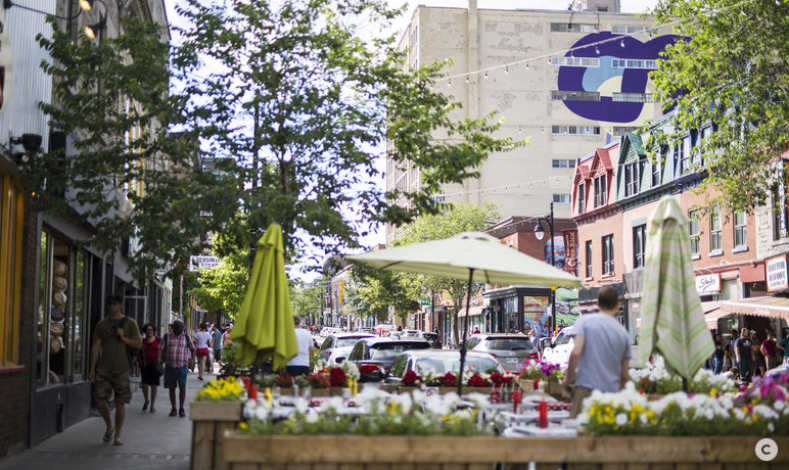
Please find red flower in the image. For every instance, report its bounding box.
[490,372,506,387]
[442,373,457,387]
[329,367,347,387]
[401,370,420,386]
[467,373,487,387]
[306,373,331,389]
[276,373,294,387]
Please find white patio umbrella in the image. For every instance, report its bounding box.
[347,231,581,395]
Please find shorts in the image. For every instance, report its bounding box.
[196,348,210,358]
[569,386,594,419]
[164,366,188,389]
[94,369,132,404]
[213,349,222,361]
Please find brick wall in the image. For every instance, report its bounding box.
[0,209,36,459]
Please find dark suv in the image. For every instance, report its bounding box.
[348,337,431,382]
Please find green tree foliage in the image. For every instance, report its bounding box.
[291,283,322,321]
[348,266,421,323]
[396,203,500,344]
[188,255,249,320]
[649,0,789,213]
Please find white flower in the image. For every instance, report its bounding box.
[615,413,628,426]
[769,423,775,433]
[391,392,413,414]
[305,411,319,424]
[254,405,270,420]
[294,397,309,414]
[775,400,785,411]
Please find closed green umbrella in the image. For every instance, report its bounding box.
[348,231,581,394]
[637,197,714,382]
[229,224,298,371]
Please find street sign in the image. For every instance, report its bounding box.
[421,297,430,306]
[190,255,220,271]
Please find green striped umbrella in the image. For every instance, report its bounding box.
[637,197,714,381]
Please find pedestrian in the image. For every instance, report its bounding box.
[735,328,754,382]
[159,320,196,417]
[194,322,213,380]
[779,329,789,364]
[563,286,630,418]
[752,341,766,378]
[223,324,234,345]
[89,295,142,446]
[473,327,480,335]
[210,324,224,373]
[286,316,314,376]
[761,332,779,370]
[139,323,161,413]
[713,333,724,374]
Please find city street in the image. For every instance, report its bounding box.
[0,373,203,470]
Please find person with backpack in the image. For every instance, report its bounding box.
[89,295,142,446]
[159,320,196,417]
[139,323,162,413]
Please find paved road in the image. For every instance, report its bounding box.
[0,368,206,470]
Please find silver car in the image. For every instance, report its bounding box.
[464,334,538,372]
[318,333,374,367]
[384,350,504,383]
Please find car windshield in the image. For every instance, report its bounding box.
[370,342,430,359]
[555,331,573,345]
[336,336,368,348]
[401,330,419,337]
[415,356,498,375]
[484,338,533,351]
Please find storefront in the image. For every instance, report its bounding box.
[483,285,553,335]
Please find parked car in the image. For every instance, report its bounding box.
[374,324,397,336]
[417,331,442,349]
[348,338,432,382]
[318,333,374,367]
[541,326,575,367]
[384,350,504,384]
[400,329,420,338]
[464,334,538,372]
[355,327,374,334]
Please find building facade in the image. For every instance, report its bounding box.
[386,0,680,242]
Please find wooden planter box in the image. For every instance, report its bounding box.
[221,434,789,469]
[190,401,243,470]
[519,379,541,391]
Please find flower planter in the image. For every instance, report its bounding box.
[545,382,565,399]
[307,388,331,397]
[519,379,541,392]
[190,401,243,470]
[221,434,789,469]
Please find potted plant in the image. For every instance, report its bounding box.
[190,377,245,470]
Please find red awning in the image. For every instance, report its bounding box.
[719,296,789,321]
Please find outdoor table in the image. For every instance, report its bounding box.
[498,410,570,425]
[502,423,578,437]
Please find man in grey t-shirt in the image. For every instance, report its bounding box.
[563,286,631,418]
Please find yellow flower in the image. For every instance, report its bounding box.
[711,388,718,398]
[239,422,248,430]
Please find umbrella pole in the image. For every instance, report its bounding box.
[682,376,688,393]
[457,268,475,396]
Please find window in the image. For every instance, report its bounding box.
[552,125,601,135]
[594,175,607,207]
[552,159,577,168]
[551,23,599,33]
[553,194,571,203]
[624,162,640,197]
[653,146,666,187]
[431,194,447,203]
[612,25,658,35]
[611,59,658,69]
[585,240,593,278]
[602,235,615,275]
[710,205,722,252]
[679,135,691,174]
[734,211,747,249]
[577,183,585,214]
[633,225,646,269]
[1,171,24,366]
[552,90,600,101]
[549,57,600,67]
[689,210,700,256]
[612,92,657,103]
[613,127,637,136]
[772,185,788,240]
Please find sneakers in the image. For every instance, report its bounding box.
[150,406,156,413]
[179,408,186,418]
[142,401,149,411]
[198,376,204,380]
[169,408,178,417]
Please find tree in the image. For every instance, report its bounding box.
[348,267,421,324]
[396,203,500,344]
[649,0,789,214]
[187,249,249,320]
[291,283,322,322]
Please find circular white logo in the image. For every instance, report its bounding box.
[756,438,778,461]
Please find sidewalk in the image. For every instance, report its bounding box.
[0,369,211,470]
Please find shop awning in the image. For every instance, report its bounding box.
[704,308,734,330]
[719,296,789,321]
[458,306,485,318]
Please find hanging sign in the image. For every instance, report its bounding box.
[695,274,721,295]
[765,253,789,292]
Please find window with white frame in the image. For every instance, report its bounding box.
[585,240,593,278]
[552,159,577,168]
[553,194,571,203]
[602,235,614,274]
[710,205,722,252]
[594,175,607,207]
[552,125,601,135]
[552,90,600,101]
[689,210,700,256]
[624,161,640,197]
[679,135,691,174]
[551,23,599,33]
[734,211,747,249]
[577,183,585,214]
[611,25,658,35]
[633,225,646,269]
[611,59,658,69]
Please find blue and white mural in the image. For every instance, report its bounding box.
[556,33,681,123]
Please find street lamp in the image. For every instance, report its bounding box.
[534,202,557,336]
[4,0,108,39]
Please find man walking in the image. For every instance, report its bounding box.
[735,327,754,382]
[89,295,142,446]
[761,332,779,371]
[286,316,314,376]
[562,287,631,418]
[159,320,196,417]
[210,324,224,373]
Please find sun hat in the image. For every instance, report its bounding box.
[50,322,65,336]
[52,276,67,292]
[53,292,67,308]
[53,259,68,277]
[49,334,62,354]
[50,307,65,322]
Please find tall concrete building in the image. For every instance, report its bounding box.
[386,0,678,242]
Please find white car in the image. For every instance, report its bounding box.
[541,327,575,366]
[319,333,374,367]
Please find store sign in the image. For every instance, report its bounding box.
[562,229,578,276]
[190,255,220,271]
[765,253,789,292]
[695,274,721,295]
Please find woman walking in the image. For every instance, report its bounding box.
[139,323,161,413]
[194,322,213,380]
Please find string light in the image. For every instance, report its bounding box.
[448,78,452,87]
[525,62,529,71]
[595,46,600,54]
[484,71,489,79]
[518,126,522,134]
[466,76,470,84]
[505,65,509,75]
[620,39,625,47]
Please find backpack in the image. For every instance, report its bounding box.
[119,317,141,371]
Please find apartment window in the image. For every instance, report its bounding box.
[710,205,722,252]
[613,127,637,136]
[677,135,691,174]
[653,146,667,187]
[611,59,658,69]
[577,183,585,214]
[633,225,646,269]
[552,159,576,168]
[602,235,615,275]
[624,162,640,197]
[772,185,788,240]
[549,56,600,67]
[552,90,600,101]
[553,194,571,204]
[431,194,447,203]
[612,92,657,103]
[585,240,593,278]
[552,125,601,135]
[734,211,747,249]
[551,23,599,33]
[612,26,658,35]
[1,172,23,366]
[594,175,607,207]
[689,210,700,256]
